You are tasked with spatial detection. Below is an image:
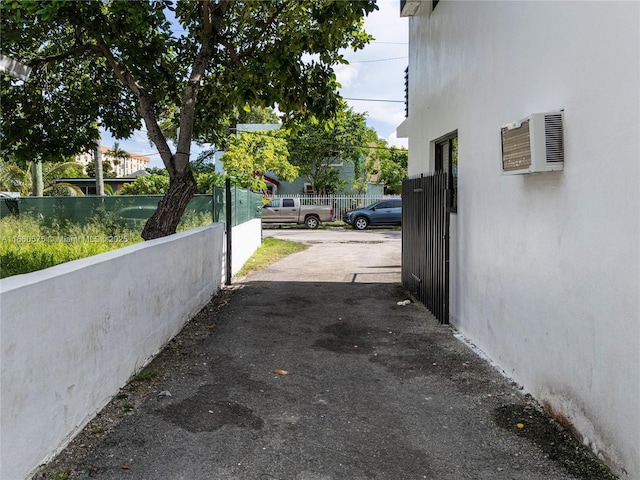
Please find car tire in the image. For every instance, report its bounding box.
[353,216,369,230]
[305,216,320,229]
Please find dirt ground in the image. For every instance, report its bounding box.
[35,229,617,480]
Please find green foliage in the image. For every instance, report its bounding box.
[0,215,139,278]
[236,237,308,277]
[118,167,222,195]
[286,106,372,194]
[195,171,224,194]
[110,142,129,167]
[0,206,213,277]
[1,0,377,236]
[119,170,170,195]
[160,105,281,146]
[378,146,408,195]
[86,160,116,179]
[131,370,157,383]
[0,160,85,196]
[221,129,297,191]
[1,1,375,161]
[176,210,212,231]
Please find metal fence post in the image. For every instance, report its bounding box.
[225,178,232,285]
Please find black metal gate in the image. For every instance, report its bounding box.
[402,172,450,324]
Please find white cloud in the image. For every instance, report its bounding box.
[334,63,361,90]
[386,131,408,148]
[338,0,408,142]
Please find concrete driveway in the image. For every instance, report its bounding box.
[260,228,402,283]
[39,229,614,480]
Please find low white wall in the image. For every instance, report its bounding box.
[228,219,262,278]
[0,222,261,480]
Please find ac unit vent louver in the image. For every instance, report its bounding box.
[544,113,564,164]
[501,111,564,175]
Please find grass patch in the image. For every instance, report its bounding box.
[50,469,73,480]
[131,370,157,383]
[0,215,140,278]
[0,210,213,279]
[236,237,309,277]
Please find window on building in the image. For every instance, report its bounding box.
[434,133,458,213]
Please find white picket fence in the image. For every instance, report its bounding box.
[269,194,401,221]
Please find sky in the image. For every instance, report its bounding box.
[100,0,408,169]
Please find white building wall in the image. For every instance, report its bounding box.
[75,148,150,177]
[400,1,639,477]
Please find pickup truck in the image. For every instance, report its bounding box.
[261,197,334,229]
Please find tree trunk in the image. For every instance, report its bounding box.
[141,170,197,240]
[31,160,43,196]
[94,142,105,196]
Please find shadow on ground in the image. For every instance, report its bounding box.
[37,281,616,480]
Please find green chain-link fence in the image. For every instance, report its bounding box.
[0,187,263,228]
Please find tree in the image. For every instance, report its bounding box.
[286,106,371,195]
[86,160,116,179]
[119,166,224,195]
[220,129,297,191]
[159,105,280,146]
[110,142,129,172]
[1,1,376,239]
[378,145,408,195]
[351,126,381,195]
[0,160,85,196]
[119,169,170,195]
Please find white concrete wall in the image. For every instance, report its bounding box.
[400,1,639,477]
[229,219,262,278]
[0,222,261,480]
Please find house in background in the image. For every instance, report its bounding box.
[274,158,384,197]
[54,176,139,195]
[397,1,639,478]
[234,124,384,197]
[75,146,150,177]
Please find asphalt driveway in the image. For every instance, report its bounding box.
[39,229,614,480]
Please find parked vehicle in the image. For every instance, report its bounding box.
[261,197,334,229]
[343,199,402,230]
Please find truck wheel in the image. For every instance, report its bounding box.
[305,216,320,229]
[353,216,369,230]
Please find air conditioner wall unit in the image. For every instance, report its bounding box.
[501,111,564,175]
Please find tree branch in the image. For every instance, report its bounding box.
[27,44,102,67]
[239,2,291,60]
[173,0,222,169]
[94,37,177,175]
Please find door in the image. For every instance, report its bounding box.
[262,198,283,222]
[278,198,299,223]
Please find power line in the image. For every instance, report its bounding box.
[348,56,407,63]
[343,97,404,103]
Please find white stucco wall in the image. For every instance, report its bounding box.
[0,222,262,479]
[229,219,263,278]
[400,1,639,477]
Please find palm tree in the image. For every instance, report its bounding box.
[0,160,85,196]
[110,141,129,176]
